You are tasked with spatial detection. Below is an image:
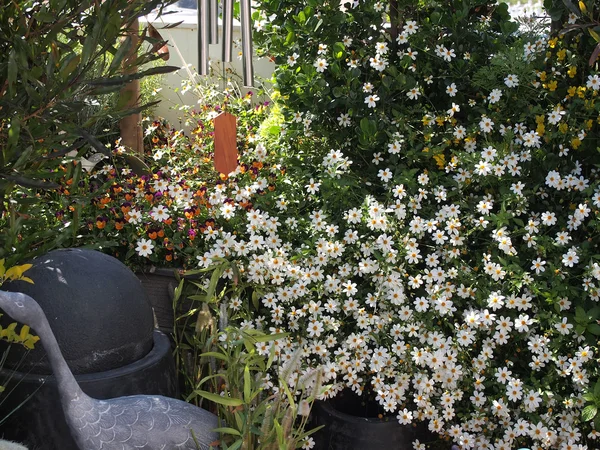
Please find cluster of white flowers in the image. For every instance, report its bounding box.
[173,3,600,449]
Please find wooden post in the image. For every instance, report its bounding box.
[119,18,143,156]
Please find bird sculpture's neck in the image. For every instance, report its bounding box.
[33,312,88,407]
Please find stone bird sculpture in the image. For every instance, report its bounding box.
[0,290,219,450]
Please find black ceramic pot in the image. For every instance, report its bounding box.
[312,390,433,450]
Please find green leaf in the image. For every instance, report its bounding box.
[60,53,80,80]
[244,331,288,343]
[1,174,59,190]
[109,36,133,73]
[205,263,226,303]
[582,404,597,422]
[199,351,230,362]
[87,65,179,87]
[243,365,251,404]
[575,306,587,323]
[228,439,243,450]
[586,323,600,335]
[333,42,345,59]
[12,145,33,171]
[193,390,243,407]
[359,117,377,135]
[78,128,111,155]
[213,427,242,437]
[7,49,18,92]
[6,117,21,154]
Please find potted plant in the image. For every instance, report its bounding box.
[39,81,277,331]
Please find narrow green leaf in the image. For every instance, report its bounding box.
[243,365,251,404]
[109,36,133,73]
[246,332,289,343]
[60,53,80,80]
[213,427,242,436]
[199,351,230,362]
[78,128,111,155]
[1,174,59,190]
[193,390,243,407]
[228,439,243,450]
[7,49,18,92]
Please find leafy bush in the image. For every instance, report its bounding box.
[50,81,277,269]
[0,0,177,264]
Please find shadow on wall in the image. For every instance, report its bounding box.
[176,0,197,8]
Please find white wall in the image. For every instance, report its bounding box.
[142,6,275,128]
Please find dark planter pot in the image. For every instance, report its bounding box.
[0,330,178,450]
[136,267,182,336]
[312,390,433,450]
[136,267,205,336]
[0,249,180,449]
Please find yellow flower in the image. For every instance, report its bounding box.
[433,153,445,169]
[559,123,569,134]
[568,66,577,78]
[537,124,545,135]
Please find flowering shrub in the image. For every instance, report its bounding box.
[53,82,281,269]
[160,1,600,449]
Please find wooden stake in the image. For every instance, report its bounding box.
[119,19,143,156]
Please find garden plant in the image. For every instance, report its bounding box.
[2,0,600,449]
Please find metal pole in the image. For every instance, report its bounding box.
[221,0,233,62]
[239,0,254,87]
[210,0,219,44]
[198,0,210,75]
